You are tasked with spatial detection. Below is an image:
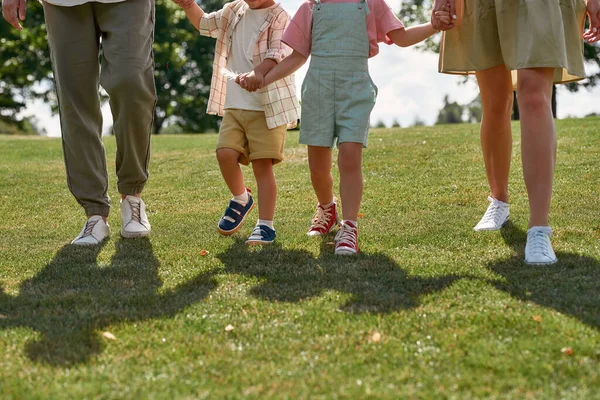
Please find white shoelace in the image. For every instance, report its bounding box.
[311,206,333,231]
[527,228,553,257]
[335,224,357,248]
[479,198,507,225]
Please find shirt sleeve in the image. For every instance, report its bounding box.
[198,5,227,38]
[373,0,404,44]
[265,9,293,63]
[281,2,313,58]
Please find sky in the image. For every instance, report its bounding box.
[26,0,600,137]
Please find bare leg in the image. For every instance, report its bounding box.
[251,159,276,221]
[475,65,514,203]
[516,68,555,228]
[216,148,246,196]
[307,145,334,205]
[338,142,363,221]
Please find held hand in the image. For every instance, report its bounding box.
[238,71,264,92]
[2,0,26,30]
[431,0,455,31]
[434,10,452,27]
[172,0,196,10]
[584,0,600,43]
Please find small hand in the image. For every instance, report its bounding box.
[238,71,264,92]
[172,0,196,10]
[431,0,455,31]
[2,0,27,30]
[584,0,600,43]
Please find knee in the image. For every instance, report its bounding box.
[482,95,513,121]
[216,148,240,165]
[337,152,361,174]
[517,80,551,114]
[102,69,155,102]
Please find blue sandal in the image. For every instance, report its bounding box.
[217,193,254,235]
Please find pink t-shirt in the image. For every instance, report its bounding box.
[282,0,404,58]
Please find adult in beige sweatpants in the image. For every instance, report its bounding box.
[2,0,157,244]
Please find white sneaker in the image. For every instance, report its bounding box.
[71,215,110,245]
[120,195,151,238]
[473,196,510,231]
[525,226,557,265]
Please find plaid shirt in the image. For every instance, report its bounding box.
[198,0,300,129]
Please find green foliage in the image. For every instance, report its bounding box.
[0,1,53,130]
[435,94,463,124]
[0,0,224,135]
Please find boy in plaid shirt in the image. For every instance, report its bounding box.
[174,0,300,244]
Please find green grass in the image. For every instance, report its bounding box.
[1,119,599,399]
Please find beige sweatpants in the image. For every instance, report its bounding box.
[43,0,157,217]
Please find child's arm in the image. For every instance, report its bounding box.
[238,59,278,92]
[262,50,308,87]
[387,22,439,48]
[172,0,204,30]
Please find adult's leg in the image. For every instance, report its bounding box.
[516,68,555,227]
[43,2,109,217]
[475,65,514,203]
[95,0,157,197]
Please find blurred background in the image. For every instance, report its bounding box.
[1,0,599,136]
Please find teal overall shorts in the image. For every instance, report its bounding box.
[299,0,378,148]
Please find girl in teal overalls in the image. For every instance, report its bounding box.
[244,0,449,255]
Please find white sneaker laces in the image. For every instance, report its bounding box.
[336,224,357,247]
[480,200,505,225]
[311,206,332,230]
[527,228,553,257]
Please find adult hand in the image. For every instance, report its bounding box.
[2,0,27,30]
[172,0,196,10]
[584,0,600,43]
[431,0,455,31]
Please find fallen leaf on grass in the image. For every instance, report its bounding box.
[200,250,209,256]
[532,315,542,323]
[102,332,117,341]
[370,332,382,343]
[225,324,235,332]
[357,213,365,218]
[561,347,574,356]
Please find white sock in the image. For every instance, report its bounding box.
[342,220,357,227]
[322,199,335,208]
[257,219,274,230]
[232,190,249,205]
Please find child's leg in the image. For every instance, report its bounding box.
[475,65,514,203]
[337,142,363,221]
[307,145,334,205]
[216,148,246,198]
[251,159,276,221]
[516,67,555,228]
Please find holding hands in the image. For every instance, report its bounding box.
[585,0,600,43]
[236,71,265,92]
[172,0,196,10]
[431,0,456,31]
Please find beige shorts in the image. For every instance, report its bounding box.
[439,0,587,85]
[217,109,287,165]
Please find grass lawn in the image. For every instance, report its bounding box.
[0,118,599,399]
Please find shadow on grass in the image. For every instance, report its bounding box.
[486,222,600,329]
[218,238,463,314]
[0,237,217,366]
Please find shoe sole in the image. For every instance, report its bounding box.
[120,229,151,239]
[524,258,557,266]
[335,248,358,256]
[218,202,255,236]
[473,215,510,231]
[245,240,274,246]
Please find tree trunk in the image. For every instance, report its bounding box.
[551,84,557,118]
[512,91,520,121]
